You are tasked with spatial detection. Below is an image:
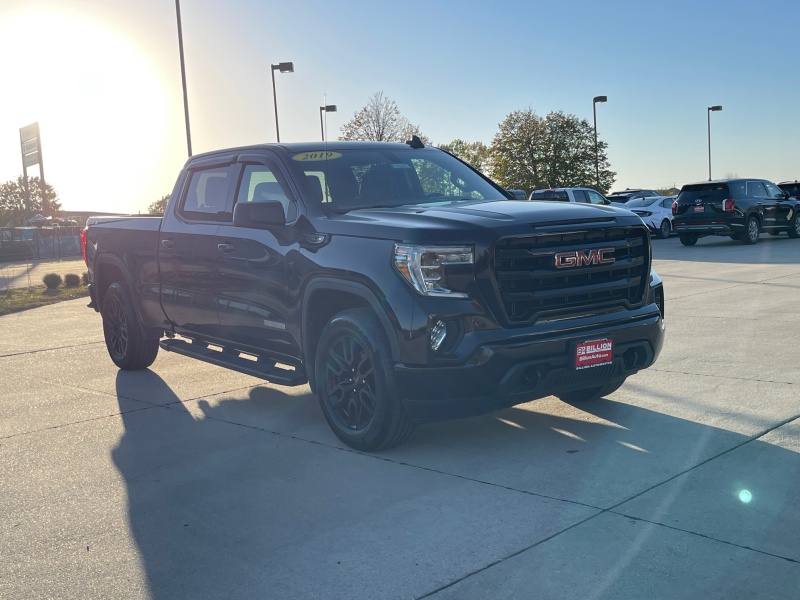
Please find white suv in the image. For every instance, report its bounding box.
[529,187,612,205]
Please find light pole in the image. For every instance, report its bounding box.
[175,0,192,156]
[270,62,294,142]
[592,96,607,189]
[707,105,722,181]
[319,104,337,141]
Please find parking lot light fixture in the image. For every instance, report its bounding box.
[319,104,337,141]
[707,105,723,181]
[271,62,295,142]
[593,96,607,189]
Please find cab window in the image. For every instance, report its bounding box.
[235,163,297,221]
[180,166,234,222]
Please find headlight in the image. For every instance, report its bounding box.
[394,244,473,297]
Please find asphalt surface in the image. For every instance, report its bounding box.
[1,234,799,599]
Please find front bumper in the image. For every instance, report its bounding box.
[395,309,665,421]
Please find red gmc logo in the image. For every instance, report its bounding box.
[555,248,615,269]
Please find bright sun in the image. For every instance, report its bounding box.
[0,10,170,212]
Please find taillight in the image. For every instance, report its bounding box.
[723,198,735,212]
[81,228,88,264]
[671,200,678,215]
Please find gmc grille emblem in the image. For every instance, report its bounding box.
[555,248,616,268]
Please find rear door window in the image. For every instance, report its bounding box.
[746,181,767,197]
[180,166,236,222]
[572,190,589,203]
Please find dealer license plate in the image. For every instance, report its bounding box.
[693,206,705,212]
[575,338,613,370]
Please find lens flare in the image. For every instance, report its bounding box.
[738,490,752,504]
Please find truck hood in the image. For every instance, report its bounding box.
[321,200,639,244]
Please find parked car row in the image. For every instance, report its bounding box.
[522,177,800,245]
[526,187,676,239]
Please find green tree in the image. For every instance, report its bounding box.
[148,194,170,214]
[0,176,62,227]
[340,91,428,143]
[438,140,491,174]
[489,109,615,194]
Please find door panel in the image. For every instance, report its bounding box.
[159,164,235,338]
[215,160,302,361]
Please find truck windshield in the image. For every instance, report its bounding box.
[290,147,506,212]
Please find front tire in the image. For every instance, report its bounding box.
[657,219,671,239]
[315,308,414,452]
[679,235,698,246]
[742,216,760,244]
[557,377,627,403]
[101,282,159,370]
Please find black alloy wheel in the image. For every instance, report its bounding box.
[104,291,129,362]
[315,308,414,451]
[101,282,159,370]
[658,219,671,239]
[324,332,377,432]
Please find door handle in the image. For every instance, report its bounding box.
[161,239,175,249]
[217,242,235,253]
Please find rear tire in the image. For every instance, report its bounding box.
[679,235,698,246]
[657,219,671,239]
[788,212,800,239]
[742,216,760,244]
[101,282,159,370]
[315,308,414,452]
[557,377,627,403]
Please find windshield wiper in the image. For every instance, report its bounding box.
[329,203,409,214]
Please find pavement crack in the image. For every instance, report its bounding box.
[649,367,795,386]
[0,405,158,441]
[606,513,799,565]
[0,341,103,359]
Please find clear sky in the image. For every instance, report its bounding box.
[1,0,798,213]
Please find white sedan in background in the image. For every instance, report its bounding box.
[625,195,676,239]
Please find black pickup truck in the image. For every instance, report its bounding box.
[84,139,665,451]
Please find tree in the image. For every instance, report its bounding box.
[340,91,428,143]
[0,176,62,227]
[489,109,615,194]
[438,140,490,174]
[148,194,170,214]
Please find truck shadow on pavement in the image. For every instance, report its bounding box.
[112,370,800,600]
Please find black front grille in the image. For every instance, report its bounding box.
[494,226,649,324]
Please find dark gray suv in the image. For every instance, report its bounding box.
[672,178,800,245]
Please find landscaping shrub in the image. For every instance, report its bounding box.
[43,273,63,290]
[81,272,89,286]
[64,273,81,288]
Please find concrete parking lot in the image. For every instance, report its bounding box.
[1,235,799,599]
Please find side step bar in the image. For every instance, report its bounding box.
[159,339,307,386]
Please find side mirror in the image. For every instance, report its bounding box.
[233,201,286,229]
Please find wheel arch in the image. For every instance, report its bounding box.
[93,254,150,334]
[302,278,401,393]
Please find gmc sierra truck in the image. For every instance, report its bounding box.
[84,139,665,451]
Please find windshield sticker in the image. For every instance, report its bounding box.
[391,163,412,169]
[292,151,342,162]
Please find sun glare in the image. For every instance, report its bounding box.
[0,11,169,211]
